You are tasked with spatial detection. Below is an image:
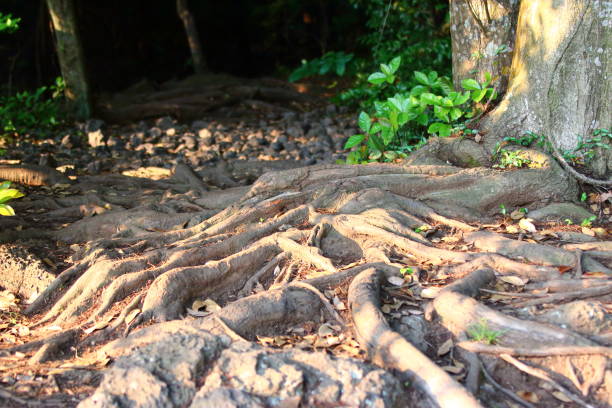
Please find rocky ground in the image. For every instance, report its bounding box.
[0,92,610,408]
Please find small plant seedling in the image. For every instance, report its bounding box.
[519,208,528,214]
[580,192,587,202]
[499,204,507,216]
[564,218,573,225]
[580,216,597,228]
[467,319,503,344]
[400,267,414,276]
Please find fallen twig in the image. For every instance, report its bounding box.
[457,341,612,357]
[500,354,595,408]
[480,360,536,408]
[511,284,612,308]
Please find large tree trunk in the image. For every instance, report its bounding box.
[450,0,519,95]
[480,0,611,178]
[46,0,91,119]
[176,0,206,74]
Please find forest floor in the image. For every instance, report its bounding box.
[0,76,610,408]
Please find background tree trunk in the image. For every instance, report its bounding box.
[176,0,206,74]
[480,0,611,177]
[450,0,519,95]
[46,0,91,119]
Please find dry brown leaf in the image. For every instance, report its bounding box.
[518,218,537,233]
[506,225,520,234]
[332,296,346,310]
[125,309,140,324]
[420,287,441,299]
[381,304,392,314]
[516,391,539,403]
[441,365,463,374]
[510,210,525,220]
[499,275,527,286]
[437,338,453,356]
[317,323,335,337]
[551,391,572,402]
[581,227,595,236]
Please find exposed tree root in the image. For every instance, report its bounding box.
[5,151,610,406]
[348,268,482,408]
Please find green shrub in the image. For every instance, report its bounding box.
[343,56,496,164]
[0,12,20,33]
[0,77,66,140]
[289,51,355,82]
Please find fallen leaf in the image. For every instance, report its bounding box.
[442,365,463,374]
[125,309,140,324]
[437,338,453,356]
[387,276,405,286]
[506,225,520,234]
[592,227,607,237]
[332,296,346,310]
[581,227,595,236]
[381,304,392,314]
[557,265,572,274]
[420,287,441,299]
[499,275,527,286]
[516,391,539,403]
[318,323,335,337]
[518,218,537,233]
[551,391,571,403]
[510,210,525,220]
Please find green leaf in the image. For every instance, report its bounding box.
[388,56,401,74]
[367,72,387,85]
[461,78,481,91]
[471,89,487,102]
[420,93,439,106]
[441,97,454,107]
[384,151,398,161]
[368,134,385,152]
[0,188,24,204]
[453,91,471,105]
[369,122,382,135]
[428,122,452,137]
[381,126,394,145]
[416,113,429,126]
[380,63,391,76]
[385,74,395,84]
[344,134,365,149]
[368,149,382,160]
[410,85,427,97]
[358,112,371,133]
[428,71,438,82]
[450,108,463,121]
[414,71,429,86]
[483,72,492,88]
[0,181,11,189]
[434,105,450,122]
[0,203,15,216]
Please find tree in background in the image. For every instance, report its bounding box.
[45,0,90,119]
[453,0,610,180]
[176,0,207,74]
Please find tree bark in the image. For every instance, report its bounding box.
[176,0,206,74]
[479,0,611,177]
[450,0,519,95]
[46,0,91,119]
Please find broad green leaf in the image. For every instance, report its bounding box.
[420,92,439,106]
[398,112,410,126]
[461,78,481,91]
[454,91,471,105]
[471,89,487,102]
[0,203,15,216]
[381,126,394,145]
[434,105,450,122]
[385,74,395,84]
[344,134,365,149]
[388,97,403,112]
[369,122,382,135]
[358,111,371,133]
[483,72,492,88]
[428,71,438,82]
[414,71,429,86]
[417,113,429,126]
[0,181,11,189]
[428,122,452,137]
[368,134,385,152]
[0,188,24,204]
[389,56,401,74]
[450,107,463,121]
[368,72,387,85]
[380,63,391,76]
[384,151,398,161]
[441,97,454,107]
[410,85,427,97]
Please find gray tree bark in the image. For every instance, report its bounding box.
[450,0,519,95]
[176,0,206,74]
[477,0,611,178]
[46,0,91,119]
